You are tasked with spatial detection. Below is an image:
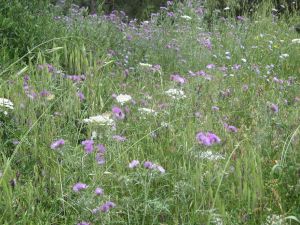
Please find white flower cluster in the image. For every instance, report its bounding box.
[0,98,14,109]
[116,94,132,105]
[196,151,224,160]
[165,89,186,100]
[83,113,114,126]
[138,108,157,116]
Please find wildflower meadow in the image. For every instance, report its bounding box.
[0,0,300,224]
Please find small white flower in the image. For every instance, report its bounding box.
[139,62,152,67]
[292,38,300,44]
[241,58,247,63]
[197,151,224,160]
[180,15,192,20]
[91,131,98,139]
[0,98,14,109]
[115,94,132,105]
[160,122,169,128]
[138,108,157,116]
[279,53,289,59]
[165,89,186,99]
[224,6,230,10]
[83,114,114,126]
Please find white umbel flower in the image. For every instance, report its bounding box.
[197,151,224,160]
[139,62,152,67]
[165,89,186,99]
[292,39,300,44]
[116,94,132,105]
[0,98,14,109]
[83,113,114,126]
[279,53,289,59]
[138,108,157,116]
[180,15,192,20]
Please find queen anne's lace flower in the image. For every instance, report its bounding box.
[165,89,186,99]
[115,94,132,105]
[0,98,14,109]
[83,114,114,126]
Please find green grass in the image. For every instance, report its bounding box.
[0,1,300,224]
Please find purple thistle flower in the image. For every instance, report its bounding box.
[224,123,238,133]
[96,153,105,165]
[50,139,65,150]
[40,90,50,97]
[95,187,104,196]
[212,106,219,111]
[236,16,244,21]
[270,103,279,113]
[112,106,125,120]
[154,165,166,174]
[100,201,116,213]
[81,140,94,153]
[77,91,85,101]
[144,161,154,169]
[196,132,221,146]
[112,135,127,142]
[77,222,90,225]
[73,182,88,192]
[232,64,241,70]
[129,160,140,168]
[92,207,100,214]
[170,74,186,84]
[97,144,106,153]
[242,84,249,91]
[206,64,216,69]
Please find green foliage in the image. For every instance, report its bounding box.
[0,0,65,61]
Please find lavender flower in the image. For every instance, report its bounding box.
[129,160,140,168]
[50,139,65,150]
[73,182,88,192]
[81,140,94,153]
